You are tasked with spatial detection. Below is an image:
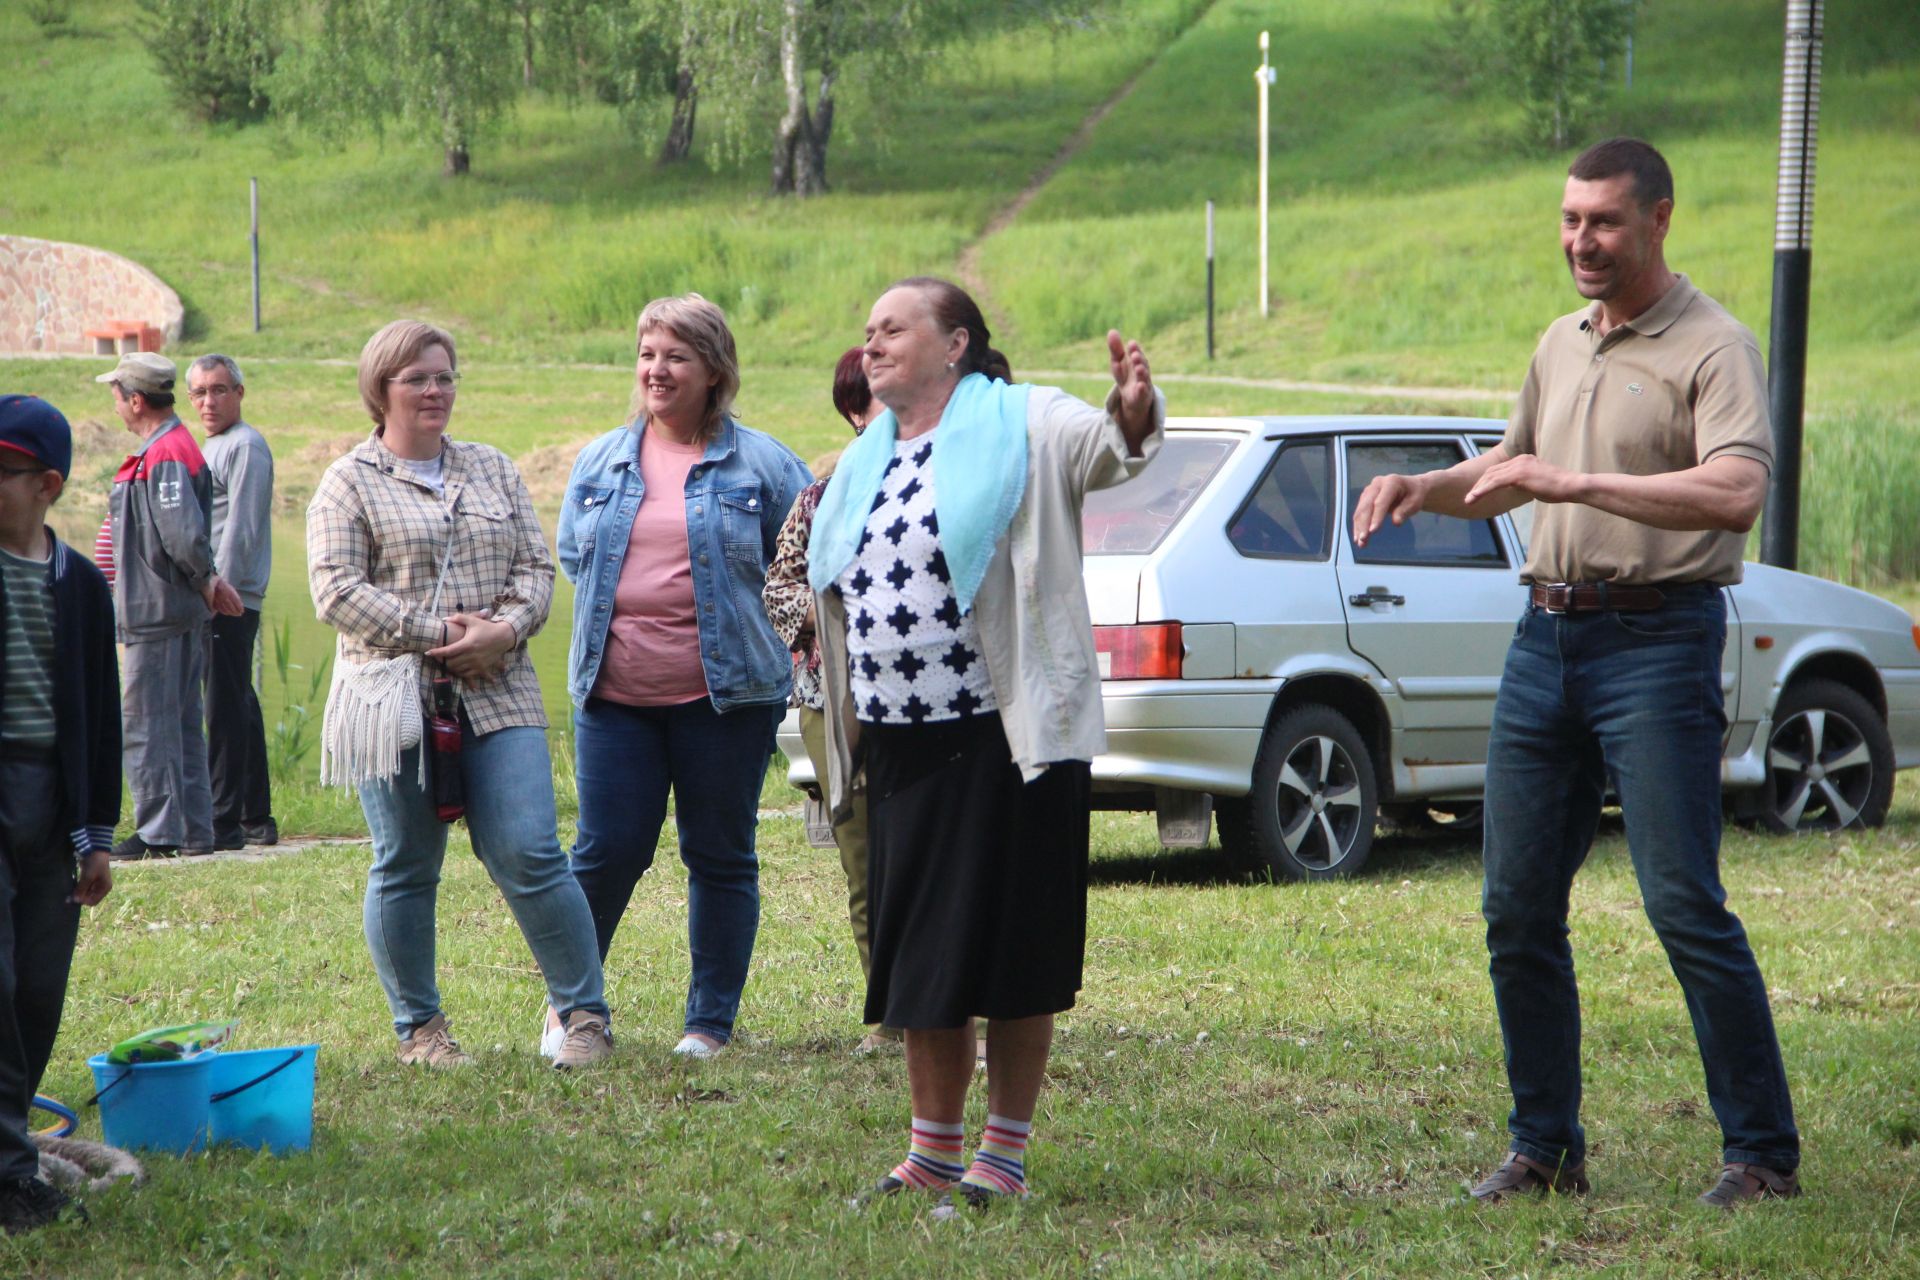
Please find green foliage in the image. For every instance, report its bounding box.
[134,0,279,123]
[1793,405,1920,587]
[267,616,331,783]
[1488,0,1635,148]
[24,0,73,36]
[273,0,521,174]
[3,0,1917,580]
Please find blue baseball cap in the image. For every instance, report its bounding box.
[0,395,74,479]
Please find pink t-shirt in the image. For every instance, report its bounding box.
[592,432,710,707]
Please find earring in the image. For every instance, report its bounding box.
[946,362,956,371]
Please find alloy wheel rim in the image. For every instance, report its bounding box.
[1273,734,1363,870]
[1767,707,1876,830]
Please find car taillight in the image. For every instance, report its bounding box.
[1095,622,1183,679]
[1913,624,1920,654]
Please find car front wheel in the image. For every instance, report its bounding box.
[1225,703,1379,880]
[1760,677,1894,833]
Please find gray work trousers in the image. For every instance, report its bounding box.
[123,626,213,848]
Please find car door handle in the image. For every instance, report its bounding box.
[1348,586,1406,607]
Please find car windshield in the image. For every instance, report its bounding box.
[1083,438,1234,554]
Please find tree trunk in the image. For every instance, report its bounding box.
[520,1,535,87]
[660,67,696,164]
[771,0,827,197]
[444,143,471,176]
[807,49,835,190]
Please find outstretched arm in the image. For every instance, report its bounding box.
[1463,452,1767,533]
[1352,445,1514,547]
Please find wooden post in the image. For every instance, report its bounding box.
[1205,200,1216,361]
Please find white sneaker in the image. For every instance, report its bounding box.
[672,1034,723,1060]
[538,1009,563,1060]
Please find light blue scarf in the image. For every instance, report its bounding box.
[808,372,1030,614]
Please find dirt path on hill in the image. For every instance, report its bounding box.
[954,2,1221,313]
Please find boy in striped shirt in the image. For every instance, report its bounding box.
[0,395,118,1235]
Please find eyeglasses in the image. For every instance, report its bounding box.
[389,371,461,392]
[188,383,237,401]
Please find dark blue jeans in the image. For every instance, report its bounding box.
[570,696,781,1043]
[1482,586,1798,1172]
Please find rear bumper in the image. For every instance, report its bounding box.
[776,707,814,790]
[1091,678,1277,797]
[780,682,1279,797]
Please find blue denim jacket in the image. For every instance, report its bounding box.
[556,417,811,712]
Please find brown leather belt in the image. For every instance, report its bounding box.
[1529,582,1666,613]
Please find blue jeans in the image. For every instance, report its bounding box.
[357,726,608,1038]
[1482,586,1798,1172]
[570,696,780,1043]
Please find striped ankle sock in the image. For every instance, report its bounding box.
[891,1118,966,1189]
[961,1113,1032,1197]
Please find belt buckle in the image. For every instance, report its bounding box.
[1539,583,1572,614]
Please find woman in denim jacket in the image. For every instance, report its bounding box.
[553,294,809,1058]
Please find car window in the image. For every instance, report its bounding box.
[1227,439,1330,559]
[1346,440,1507,566]
[1470,433,1533,553]
[1083,438,1233,555]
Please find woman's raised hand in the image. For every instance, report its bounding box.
[1108,329,1155,449]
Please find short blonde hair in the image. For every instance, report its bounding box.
[358,320,457,427]
[632,293,740,438]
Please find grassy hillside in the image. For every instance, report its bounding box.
[3,0,1918,579]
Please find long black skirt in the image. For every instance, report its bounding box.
[861,712,1092,1029]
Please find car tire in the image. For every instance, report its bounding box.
[1760,677,1894,833]
[1233,703,1379,880]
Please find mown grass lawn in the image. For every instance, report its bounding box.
[10,773,1917,1278]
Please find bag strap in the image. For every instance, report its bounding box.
[425,521,457,616]
[425,503,460,693]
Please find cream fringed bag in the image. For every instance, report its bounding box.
[318,530,454,789]
[319,650,425,788]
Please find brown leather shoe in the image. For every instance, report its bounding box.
[1697,1162,1801,1208]
[1469,1152,1591,1202]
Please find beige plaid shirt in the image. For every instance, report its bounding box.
[307,432,553,734]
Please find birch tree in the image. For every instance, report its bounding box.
[274,0,519,175]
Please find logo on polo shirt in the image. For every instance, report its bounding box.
[1626,382,1644,395]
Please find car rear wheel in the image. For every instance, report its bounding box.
[1226,704,1379,880]
[1761,678,1894,833]
[1421,800,1484,837]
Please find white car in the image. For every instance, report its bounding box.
[780,416,1920,879]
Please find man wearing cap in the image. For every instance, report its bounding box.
[1352,138,1799,1207]
[0,395,117,1233]
[97,353,243,861]
[187,354,278,851]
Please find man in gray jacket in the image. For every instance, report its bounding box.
[97,353,243,860]
[187,354,278,850]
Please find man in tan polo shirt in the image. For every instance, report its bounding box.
[1353,138,1799,1208]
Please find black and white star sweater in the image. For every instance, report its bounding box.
[834,433,997,725]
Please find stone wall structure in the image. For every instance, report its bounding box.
[0,234,185,355]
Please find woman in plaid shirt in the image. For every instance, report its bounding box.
[308,320,612,1072]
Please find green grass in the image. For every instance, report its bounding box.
[11,778,1919,1277]
[6,0,1918,582]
